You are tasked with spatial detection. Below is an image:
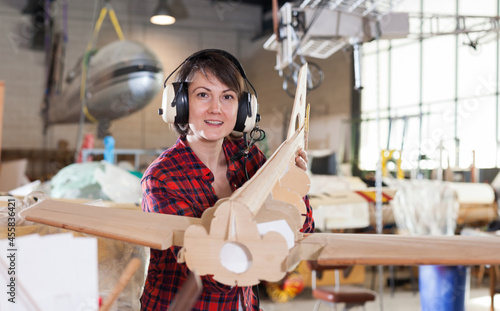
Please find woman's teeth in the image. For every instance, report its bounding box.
[205,121,223,125]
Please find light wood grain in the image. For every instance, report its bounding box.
[230,64,310,217]
[287,63,307,141]
[180,64,311,285]
[23,199,200,249]
[232,129,305,216]
[184,200,289,286]
[181,65,310,285]
[300,233,500,266]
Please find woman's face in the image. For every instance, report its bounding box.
[187,71,239,143]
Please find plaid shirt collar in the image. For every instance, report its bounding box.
[175,136,244,180]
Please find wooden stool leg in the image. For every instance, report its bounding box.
[389,265,395,297]
[410,266,417,295]
[491,265,496,311]
[478,265,485,287]
[370,266,376,290]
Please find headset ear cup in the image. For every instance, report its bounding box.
[233,93,258,133]
[234,92,249,133]
[162,84,177,124]
[244,93,259,132]
[162,82,189,124]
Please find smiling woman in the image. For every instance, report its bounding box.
[141,49,315,311]
[160,50,254,136]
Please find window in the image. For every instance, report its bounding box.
[422,36,455,103]
[457,96,496,168]
[359,0,500,171]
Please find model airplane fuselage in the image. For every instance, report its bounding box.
[45,40,163,125]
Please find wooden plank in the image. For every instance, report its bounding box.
[310,190,377,205]
[458,203,497,225]
[309,188,397,205]
[300,233,500,266]
[23,199,200,249]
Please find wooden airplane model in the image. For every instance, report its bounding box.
[23,64,500,287]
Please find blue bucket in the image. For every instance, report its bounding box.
[419,265,467,311]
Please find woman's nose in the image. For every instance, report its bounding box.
[208,98,222,113]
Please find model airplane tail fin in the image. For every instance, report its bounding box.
[287,63,308,141]
[231,63,310,217]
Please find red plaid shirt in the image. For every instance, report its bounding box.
[140,136,314,311]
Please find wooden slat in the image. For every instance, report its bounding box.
[300,233,500,266]
[309,188,397,205]
[23,199,200,249]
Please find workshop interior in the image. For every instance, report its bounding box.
[1,0,500,310]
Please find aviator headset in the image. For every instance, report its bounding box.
[159,49,259,133]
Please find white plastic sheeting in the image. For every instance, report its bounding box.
[50,161,142,204]
[391,180,459,236]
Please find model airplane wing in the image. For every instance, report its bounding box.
[23,63,500,288]
[23,199,500,260]
[300,233,500,266]
[22,199,198,250]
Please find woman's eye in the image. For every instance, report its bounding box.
[223,94,235,100]
[197,92,208,98]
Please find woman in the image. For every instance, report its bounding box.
[140,49,314,311]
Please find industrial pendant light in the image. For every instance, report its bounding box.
[150,0,176,25]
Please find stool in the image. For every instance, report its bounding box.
[490,265,500,311]
[308,261,376,311]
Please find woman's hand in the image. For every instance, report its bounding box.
[294,148,308,171]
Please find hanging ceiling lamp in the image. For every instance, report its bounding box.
[150,0,176,25]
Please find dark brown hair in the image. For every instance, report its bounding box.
[172,50,245,136]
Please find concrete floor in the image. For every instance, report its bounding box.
[261,287,498,311]
[259,267,500,311]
